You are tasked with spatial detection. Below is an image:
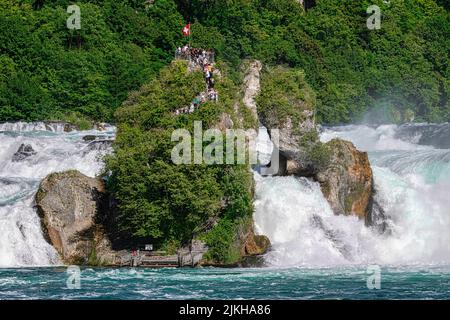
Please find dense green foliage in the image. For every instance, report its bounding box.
[178,0,449,123]
[1,0,448,123]
[257,65,316,127]
[106,61,254,263]
[0,0,185,122]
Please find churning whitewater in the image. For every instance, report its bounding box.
[0,122,114,267]
[1,123,449,268]
[254,124,450,267]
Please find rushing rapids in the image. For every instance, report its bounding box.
[254,124,450,267]
[1,122,449,268]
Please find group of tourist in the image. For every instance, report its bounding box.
[175,45,190,60]
[173,46,219,115]
[192,47,215,67]
[174,88,218,115]
[175,45,215,67]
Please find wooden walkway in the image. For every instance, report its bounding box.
[115,249,206,268]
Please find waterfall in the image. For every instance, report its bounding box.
[0,122,67,133]
[0,123,115,267]
[254,124,450,266]
[2,122,448,267]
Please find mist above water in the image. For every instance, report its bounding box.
[254,124,450,266]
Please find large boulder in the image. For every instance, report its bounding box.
[199,220,271,267]
[275,132,374,223]
[238,223,271,267]
[35,170,116,265]
[315,139,374,224]
[242,232,271,257]
[12,144,37,162]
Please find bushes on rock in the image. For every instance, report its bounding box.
[105,61,254,263]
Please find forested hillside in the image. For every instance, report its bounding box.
[0,0,448,124]
[179,0,449,123]
[0,0,184,123]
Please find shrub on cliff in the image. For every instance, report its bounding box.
[105,60,255,263]
[256,66,316,127]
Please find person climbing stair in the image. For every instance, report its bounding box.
[172,47,219,115]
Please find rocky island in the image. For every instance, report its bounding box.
[35,57,376,267]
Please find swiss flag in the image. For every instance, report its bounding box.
[182,23,191,36]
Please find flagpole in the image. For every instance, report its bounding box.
[189,0,192,47]
[189,28,191,48]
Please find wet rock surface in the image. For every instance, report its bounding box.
[12,144,37,162]
[316,139,374,223]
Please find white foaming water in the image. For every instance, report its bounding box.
[0,123,115,267]
[0,122,67,133]
[319,124,433,151]
[254,124,450,266]
[255,126,273,166]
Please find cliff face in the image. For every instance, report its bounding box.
[242,60,263,121]
[237,61,271,260]
[36,171,116,265]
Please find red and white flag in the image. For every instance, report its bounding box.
[182,23,191,36]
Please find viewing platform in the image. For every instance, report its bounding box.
[115,241,208,268]
[175,46,215,67]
